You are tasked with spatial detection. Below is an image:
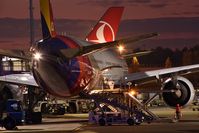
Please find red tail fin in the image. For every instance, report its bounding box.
[86,7,124,44]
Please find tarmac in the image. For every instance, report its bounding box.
[0,107,199,133]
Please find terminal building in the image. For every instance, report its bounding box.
[0,56,30,74]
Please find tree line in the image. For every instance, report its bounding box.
[126,45,199,67]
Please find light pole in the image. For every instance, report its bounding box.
[29,0,34,46]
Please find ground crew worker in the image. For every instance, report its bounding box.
[88,110,96,124]
[175,104,182,120]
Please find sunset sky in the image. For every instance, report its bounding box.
[0,0,199,50]
[0,0,199,20]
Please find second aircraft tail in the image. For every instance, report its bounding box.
[86,7,124,43]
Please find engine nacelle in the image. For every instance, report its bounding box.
[162,76,195,108]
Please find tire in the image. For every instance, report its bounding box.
[57,107,65,115]
[127,118,135,126]
[68,102,77,113]
[41,103,49,114]
[135,122,141,125]
[26,112,42,124]
[3,116,17,130]
[98,118,106,126]
[107,117,112,126]
[31,112,42,124]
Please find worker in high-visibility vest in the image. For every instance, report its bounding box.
[175,104,182,120]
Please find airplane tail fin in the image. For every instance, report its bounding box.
[86,7,124,43]
[40,0,56,39]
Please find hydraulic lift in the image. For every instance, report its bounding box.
[80,91,153,126]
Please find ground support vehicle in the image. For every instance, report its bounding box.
[0,99,23,130]
[89,111,148,126]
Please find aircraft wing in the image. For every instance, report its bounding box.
[0,73,38,87]
[0,49,30,60]
[60,33,158,59]
[125,64,199,83]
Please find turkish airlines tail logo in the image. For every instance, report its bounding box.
[86,7,124,44]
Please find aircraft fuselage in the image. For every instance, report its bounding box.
[32,35,127,97]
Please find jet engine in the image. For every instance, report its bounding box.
[162,76,195,108]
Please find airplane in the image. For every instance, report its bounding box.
[0,4,146,104]
[85,6,150,86]
[0,0,198,110]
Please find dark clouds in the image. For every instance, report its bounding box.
[0,0,199,20]
[149,3,168,8]
[78,0,152,6]
[77,0,124,6]
[1,17,199,38]
[0,0,199,51]
[194,5,199,7]
[0,17,199,50]
[171,12,199,16]
[127,0,152,4]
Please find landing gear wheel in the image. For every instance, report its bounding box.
[135,122,141,125]
[127,118,135,126]
[98,118,106,126]
[3,116,17,130]
[134,117,142,125]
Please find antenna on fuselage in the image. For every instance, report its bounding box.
[29,0,35,46]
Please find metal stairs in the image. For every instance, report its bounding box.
[79,91,153,121]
